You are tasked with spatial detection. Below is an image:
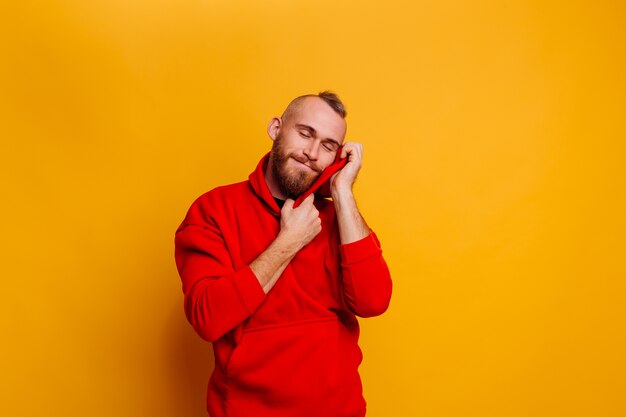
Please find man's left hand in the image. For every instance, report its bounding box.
[330,141,363,195]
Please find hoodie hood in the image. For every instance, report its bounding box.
[248,151,281,217]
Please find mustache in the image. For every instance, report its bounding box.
[291,155,322,173]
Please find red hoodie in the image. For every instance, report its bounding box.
[174,152,392,417]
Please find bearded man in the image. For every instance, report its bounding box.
[174,91,392,417]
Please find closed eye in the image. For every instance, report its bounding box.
[323,140,341,151]
[299,131,311,138]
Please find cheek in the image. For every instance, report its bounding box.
[320,154,336,169]
[283,133,306,148]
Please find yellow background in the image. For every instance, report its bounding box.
[1,0,625,416]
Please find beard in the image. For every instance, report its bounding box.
[269,135,322,199]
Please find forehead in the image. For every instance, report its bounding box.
[287,97,346,141]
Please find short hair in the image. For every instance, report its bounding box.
[316,90,347,118]
[281,90,347,123]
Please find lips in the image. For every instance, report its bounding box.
[292,157,317,172]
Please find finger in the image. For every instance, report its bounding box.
[283,198,294,209]
[296,194,313,208]
[344,143,363,162]
[342,142,359,159]
[341,144,350,159]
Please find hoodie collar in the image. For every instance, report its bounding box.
[248,152,281,217]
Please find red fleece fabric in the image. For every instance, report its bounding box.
[174,152,392,417]
[294,145,347,207]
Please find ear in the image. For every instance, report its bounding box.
[267,117,282,141]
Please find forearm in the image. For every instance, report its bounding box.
[331,187,371,244]
[250,233,302,293]
[331,187,392,317]
[338,231,393,317]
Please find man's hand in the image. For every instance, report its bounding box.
[328,141,371,244]
[330,141,363,195]
[250,194,321,294]
[278,193,321,250]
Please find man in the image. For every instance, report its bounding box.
[174,91,392,417]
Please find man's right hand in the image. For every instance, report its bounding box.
[279,194,322,250]
[250,194,321,294]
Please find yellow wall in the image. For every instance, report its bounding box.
[2,1,625,416]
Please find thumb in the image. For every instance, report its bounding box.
[304,193,315,203]
[283,198,295,210]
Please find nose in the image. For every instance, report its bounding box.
[303,140,320,161]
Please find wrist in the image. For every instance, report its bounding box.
[331,185,353,201]
[276,230,304,254]
[331,189,355,209]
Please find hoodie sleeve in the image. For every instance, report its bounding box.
[339,230,393,318]
[174,206,266,342]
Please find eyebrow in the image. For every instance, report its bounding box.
[295,124,341,147]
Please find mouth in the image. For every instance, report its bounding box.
[292,157,317,172]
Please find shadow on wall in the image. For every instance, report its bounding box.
[163,302,215,417]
